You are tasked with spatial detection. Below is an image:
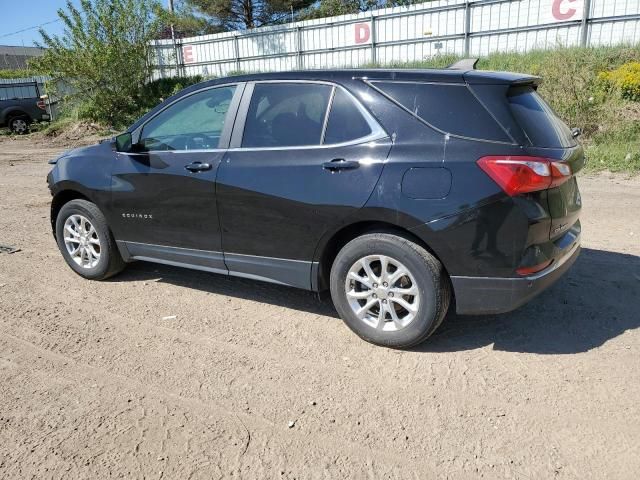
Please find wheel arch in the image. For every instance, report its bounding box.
[50,190,91,238]
[3,108,30,123]
[314,220,450,293]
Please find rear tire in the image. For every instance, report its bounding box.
[330,233,450,348]
[8,115,30,135]
[55,199,126,280]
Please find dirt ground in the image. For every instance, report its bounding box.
[0,135,639,479]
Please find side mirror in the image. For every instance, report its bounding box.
[114,132,133,152]
[571,127,582,139]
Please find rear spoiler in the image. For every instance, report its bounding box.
[447,58,479,70]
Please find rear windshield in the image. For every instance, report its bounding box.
[507,86,575,148]
[372,81,511,142]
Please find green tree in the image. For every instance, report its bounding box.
[301,0,422,20]
[184,0,316,30]
[33,0,166,127]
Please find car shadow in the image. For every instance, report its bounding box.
[111,248,640,355]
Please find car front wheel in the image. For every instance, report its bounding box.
[55,199,126,280]
[330,233,450,348]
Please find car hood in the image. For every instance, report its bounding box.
[48,141,112,165]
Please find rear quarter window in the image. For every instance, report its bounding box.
[372,81,511,142]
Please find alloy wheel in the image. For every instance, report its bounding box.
[345,254,420,332]
[63,214,101,269]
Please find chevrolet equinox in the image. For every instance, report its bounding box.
[47,67,583,348]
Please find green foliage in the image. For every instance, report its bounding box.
[598,62,640,101]
[301,0,422,20]
[0,69,42,79]
[184,0,315,30]
[138,76,204,111]
[32,0,166,128]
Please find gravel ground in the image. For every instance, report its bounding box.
[0,136,639,479]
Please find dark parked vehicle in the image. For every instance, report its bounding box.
[47,67,583,348]
[0,81,50,134]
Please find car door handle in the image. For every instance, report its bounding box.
[185,162,212,172]
[322,159,360,171]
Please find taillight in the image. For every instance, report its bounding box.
[516,259,553,276]
[477,156,572,196]
[36,100,47,111]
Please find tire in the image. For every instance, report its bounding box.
[330,233,451,348]
[55,199,126,280]
[8,115,30,135]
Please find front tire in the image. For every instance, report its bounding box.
[330,233,450,348]
[55,199,125,280]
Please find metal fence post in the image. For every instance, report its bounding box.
[581,0,592,46]
[233,34,241,72]
[175,41,184,77]
[371,13,377,65]
[464,1,471,57]
[296,26,303,70]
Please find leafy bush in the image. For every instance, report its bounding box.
[598,62,640,101]
[138,76,204,111]
[0,69,41,79]
[32,0,167,129]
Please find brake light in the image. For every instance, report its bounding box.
[477,156,572,196]
[36,100,47,111]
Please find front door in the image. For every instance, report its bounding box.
[110,84,241,271]
[216,82,391,288]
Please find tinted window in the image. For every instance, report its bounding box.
[373,81,510,142]
[0,84,38,101]
[507,86,575,148]
[242,83,331,148]
[324,89,372,144]
[140,85,236,151]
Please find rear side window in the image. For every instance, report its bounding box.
[507,86,575,148]
[372,81,510,142]
[242,83,332,148]
[323,89,372,144]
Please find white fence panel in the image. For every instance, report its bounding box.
[150,0,640,79]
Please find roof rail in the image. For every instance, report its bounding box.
[447,58,479,70]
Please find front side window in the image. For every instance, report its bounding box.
[140,85,236,151]
[242,83,332,148]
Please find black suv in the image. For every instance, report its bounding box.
[47,68,583,348]
[0,82,50,133]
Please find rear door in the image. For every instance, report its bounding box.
[216,81,391,289]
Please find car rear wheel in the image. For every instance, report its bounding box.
[55,199,126,280]
[8,116,29,135]
[330,233,450,348]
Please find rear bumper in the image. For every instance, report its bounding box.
[451,240,580,315]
